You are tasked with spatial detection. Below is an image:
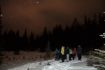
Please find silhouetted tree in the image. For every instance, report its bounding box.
[29,32,35,50]
[46,40,51,59]
[0,18,2,50]
[0,12,105,53]
[37,27,48,52]
[14,30,21,54]
[22,29,28,50]
[0,11,3,64]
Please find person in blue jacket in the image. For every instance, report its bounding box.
[77,45,82,60]
[55,48,60,60]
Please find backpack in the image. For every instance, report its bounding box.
[69,49,72,54]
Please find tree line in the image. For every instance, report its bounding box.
[0,12,105,53]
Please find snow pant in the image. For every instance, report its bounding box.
[77,54,82,60]
[55,54,58,60]
[69,54,73,60]
[66,54,69,61]
[55,54,60,60]
[59,53,61,60]
[72,54,76,60]
[61,55,65,62]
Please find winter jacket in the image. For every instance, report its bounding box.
[72,48,76,54]
[77,46,82,54]
[66,47,69,54]
[55,49,59,55]
[61,46,65,55]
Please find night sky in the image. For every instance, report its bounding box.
[1,0,105,36]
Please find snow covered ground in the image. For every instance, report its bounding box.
[3,56,97,70]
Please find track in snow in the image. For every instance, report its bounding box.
[7,56,97,70]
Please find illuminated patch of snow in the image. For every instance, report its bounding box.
[7,57,97,70]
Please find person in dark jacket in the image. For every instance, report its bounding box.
[72,47,77,60]
[77,45,82,60]
[66,47,69,62]
[69,48,73,60]
[55,48,60,60]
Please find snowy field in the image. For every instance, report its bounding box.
[1,56,97,70]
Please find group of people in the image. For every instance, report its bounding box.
[55,45,82,62]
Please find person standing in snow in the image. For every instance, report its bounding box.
[72,47,77,60]
[61,46,65,62]
[66,47,70,62]
[55,48,60,60]
[77,45,82,60]
[69,48,73,60]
